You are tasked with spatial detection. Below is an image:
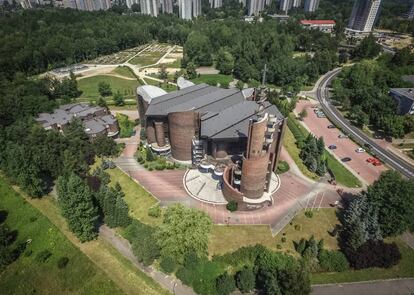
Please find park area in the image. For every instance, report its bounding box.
[87,45,148,64]
[129,44,173,67]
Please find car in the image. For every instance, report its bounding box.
[364,143,372,149]
[374,134,384,139]
[338,134,349,138]
[328,145,337,150]
[355,148,366,153]
[341,157,352,162]
[327,124,336,129]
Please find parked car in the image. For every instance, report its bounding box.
[317,112,326,118]
[327,124,336,129]
[367,157,382,166]
[355,148,366,153]
[328,145,337,150]
[341,157,352,162]
[338,134,349,138]
[364,143,372,149]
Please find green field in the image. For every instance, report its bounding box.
[191,74,233,86]
[325,151,362,188]
[143,78,178,92]
[129,51,166,66]
[77,75,139,101]
[0,177,123,295]
[112,66,136,79]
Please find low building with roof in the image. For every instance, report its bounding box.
[390,88,414,115]
[300,20,336,33]
[36,103,119,138]
[137,83,286,210]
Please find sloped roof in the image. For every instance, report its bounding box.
[300,20,336,25]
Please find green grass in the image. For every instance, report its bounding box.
[105,168,161,226]
[116,113,135,138]
[311,238,414,284]
[129,51,166,66]
[165,58,182,68]
[325,151,362,188]
[208,209,339,257]
[112,66,136,79]
[77,75,139,101]
[0,177,123,295]
[143,78,177,92]
[191,74,233,86]
[283,127,319,180]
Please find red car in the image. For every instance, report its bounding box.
[367,157,382,166]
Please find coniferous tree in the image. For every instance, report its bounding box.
[57,173,99,242]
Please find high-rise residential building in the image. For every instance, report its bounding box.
[346,0,382,34]
[279,0,292,12]
[304,0,319,12]
[239,0,246,7]
[292,0,301,8]
[248,0,265,16]
[179,0,201,20]
[140,0,159,17]
[160,0,173,13]
[126,0,139,8]
[406,4,414,20]
[209,0,222,9]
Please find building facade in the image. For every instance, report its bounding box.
[304,0,319,12]
[406,4,414,20]
[300,20,336,33]
[346,0,382,34]
[390,88,414,115]
[248,0,265,16]
[160,0,173,13]
[179,0,201,20]
[209,0,222,9]
[292,0,301,8]
[279,0,292,12]
[140,0,159,16]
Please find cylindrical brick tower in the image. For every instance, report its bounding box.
[154,121,166,147]
[146,120,156,144]
[168,111,198,161]
[240,114,270,199]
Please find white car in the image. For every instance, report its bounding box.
[355,148,366,153]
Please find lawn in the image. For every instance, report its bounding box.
[208,209,339,257]
[191,74,233,86]
[106,168,161,226]
[311,237,414,284]
[77,75,139,101]
[0,177,123,295]
[116,113,136,138]
[143,78,178,92]
[165,58,182,68]
[112,66,136,79]
[129,51,166,67]
[283,127,319,180]
[325,151,362,188]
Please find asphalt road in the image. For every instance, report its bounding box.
[316,68,414,179]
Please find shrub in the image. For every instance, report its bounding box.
[294,224,301,231]
[226,201,238,212]
[155,164,165,170]
[166,163,174,169]
[318,250,349,272]
[276,161,290,174]
[57,257,69,269]
[345,240,401,269]
[236,267,255,293]
[276,244,282,250]
[35,249,52,263]
[148,167,154,171]
[148,204,161,218]
[215,272,236,295]
[143,163,149,168]
[281,237,286,243]
[305,211,313,218]
[160,256,177,273]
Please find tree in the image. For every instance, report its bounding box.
[158,64,168,80]
[97,186,131,228]
[353,34,381,60]
[185,62,197,80]
[216,48,234,75]
[130,2,140,12]
[113,91,125,106]
[155,204,212,264]
[298,109,307,121]
[98,81,112,97]
[236,267,255,293]
[57,173,99,242]
[93,135,118,156]
[97,97,107,108]
[216,272,236,295]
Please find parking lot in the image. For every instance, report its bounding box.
[295,100,387,185]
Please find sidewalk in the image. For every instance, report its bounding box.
[312,278,414,295]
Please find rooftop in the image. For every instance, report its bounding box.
[390,88,414,101]
[300,20,336,25]
[142,84,284,140]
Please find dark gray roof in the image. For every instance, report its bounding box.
[402,75,414,84]
[145,84,284,140]
[390,88,414,115]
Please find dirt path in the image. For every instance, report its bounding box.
[100,225,196,295]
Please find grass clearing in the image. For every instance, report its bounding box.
[130,51,166,66]
[191,74,233,86]
[112,66,136,79]
[105,168,161,226]
[325,151,362,188]
[311,237,414,284]
[208,209,339,257]
[283,127,319,180]
[77,75,139,101]
[0,177,123,295]
[143,78,177,92]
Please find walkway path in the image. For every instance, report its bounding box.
[99,225,195,295]
[312,278,414,295]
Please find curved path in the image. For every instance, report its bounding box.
[316,68,414,179]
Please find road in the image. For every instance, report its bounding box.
[316,68,414,179]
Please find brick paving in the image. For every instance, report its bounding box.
[295,100,386,185]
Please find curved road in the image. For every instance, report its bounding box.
[316,68,414,179]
